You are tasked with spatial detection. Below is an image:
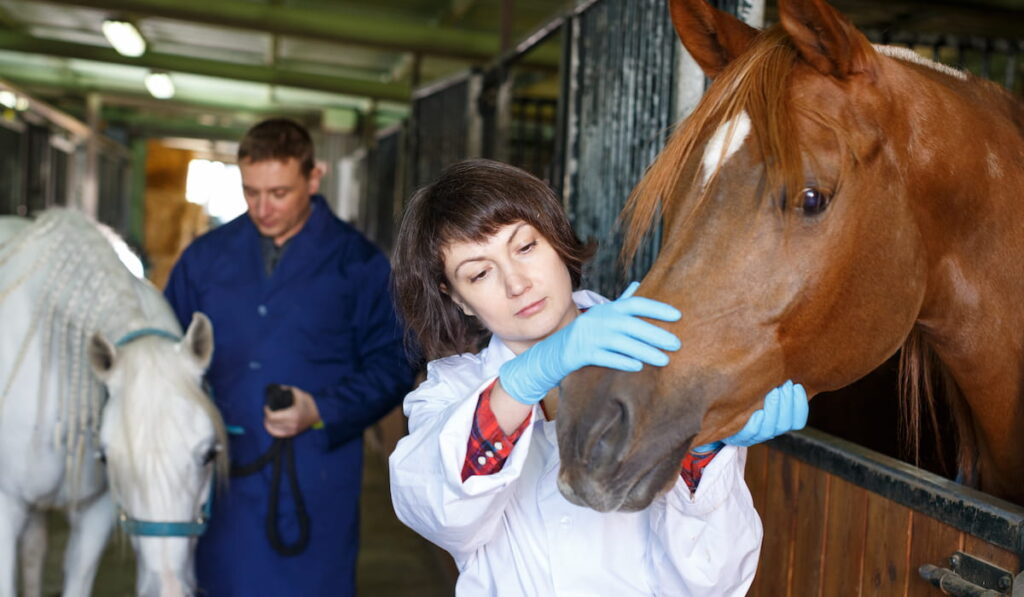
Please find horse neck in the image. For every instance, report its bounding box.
[898,70,1024,339]
[897,69,1024,500]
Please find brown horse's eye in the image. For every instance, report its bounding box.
[798,187,830,215]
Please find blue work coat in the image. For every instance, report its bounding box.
[165,195,414,596]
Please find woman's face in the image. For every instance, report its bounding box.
[443,221,579,354]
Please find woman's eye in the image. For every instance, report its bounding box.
[519,241,537,254]
[797,187,831,216]
[470,269,488,283]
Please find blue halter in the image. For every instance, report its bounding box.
[118,484,214,537]
[111,327,215,538]
[114,327,182,347]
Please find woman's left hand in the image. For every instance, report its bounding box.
[692,380,808,452]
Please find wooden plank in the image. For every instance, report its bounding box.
[861,491,913,596]
[746,444,769,519]
[821,476,869,596]
[745,444,769,597]
[789,459,830,596]
[906,511,963,596]
[755,447,799,595]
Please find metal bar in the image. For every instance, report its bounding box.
[770,428,1024,557]
[41,0,559,66]
[0,79,90,140]
[0,31,411,102]
[919,565,1004,597]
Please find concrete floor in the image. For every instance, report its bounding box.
[37,444,455,596]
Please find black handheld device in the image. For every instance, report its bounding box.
[264,384,295,411]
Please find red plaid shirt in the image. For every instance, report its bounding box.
[461,379,721,492]
[461,380,532,481]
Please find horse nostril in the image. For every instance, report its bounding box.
[584,397,632,472]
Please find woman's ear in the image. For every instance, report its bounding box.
[440,283,476,317]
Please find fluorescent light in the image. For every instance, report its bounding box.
[0,90,15,109]
[144,72,175,99]
[14,96,28,111]
[102,19,146,57]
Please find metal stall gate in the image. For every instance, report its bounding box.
[406,71,483,193]
[0,113,80,217]
[0,117,26,215]
[560,0,682,298]
[364,125,404,253]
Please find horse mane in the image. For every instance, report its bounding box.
[0,209,228,495]
[899,328,976,483]
[621,27,976,480]
[0,209,146,489]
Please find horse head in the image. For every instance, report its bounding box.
[89,312,227,596]
[557,0,1024,511]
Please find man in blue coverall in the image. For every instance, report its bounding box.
[165,118,415,595]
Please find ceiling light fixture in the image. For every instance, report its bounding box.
[144,71,175,99]
[102,18,146,57]
[0,90,16,109]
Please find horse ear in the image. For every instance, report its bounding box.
[88,333,117,381]
[181,312,214,371]
[779,0,877,78]
[668,0,759,78]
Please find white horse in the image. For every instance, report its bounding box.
[0,209,227,597]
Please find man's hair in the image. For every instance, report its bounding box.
[392,159,595,361]
[237,118,315,176]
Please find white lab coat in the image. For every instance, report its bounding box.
[389,291,762,596]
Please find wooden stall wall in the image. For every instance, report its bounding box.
[746,439,1023,596]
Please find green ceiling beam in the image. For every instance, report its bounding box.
[106,112,251,140]
[0,4,22,30]
[11,82,316,119]
[0,68,409,120]
[41,0,560,67]
[0,31,411,102]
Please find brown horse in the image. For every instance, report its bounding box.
[558,0,1024,512]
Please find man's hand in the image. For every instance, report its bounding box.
[264,387,322,438]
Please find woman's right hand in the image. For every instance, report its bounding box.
[498,282,682,405]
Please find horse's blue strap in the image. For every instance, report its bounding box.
[120,516,207,537]
[118,479,214,537]
[115,328,181,347]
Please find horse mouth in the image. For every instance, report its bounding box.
[557,435,694,512]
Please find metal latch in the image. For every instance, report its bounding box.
[918,551,1019,596]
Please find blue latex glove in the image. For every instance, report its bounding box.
[693,380,809,453]
[499,281,681,405]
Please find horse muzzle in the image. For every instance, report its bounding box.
[557,367,700,511]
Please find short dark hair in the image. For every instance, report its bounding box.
[237,118,315,176]
[392,159,595,361]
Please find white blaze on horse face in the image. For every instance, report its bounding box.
[701,111,753,188]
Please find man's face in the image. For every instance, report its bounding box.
[240,157,322,246]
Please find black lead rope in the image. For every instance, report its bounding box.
[230,384,311,557]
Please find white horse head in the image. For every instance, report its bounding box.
[89,312,227,597]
